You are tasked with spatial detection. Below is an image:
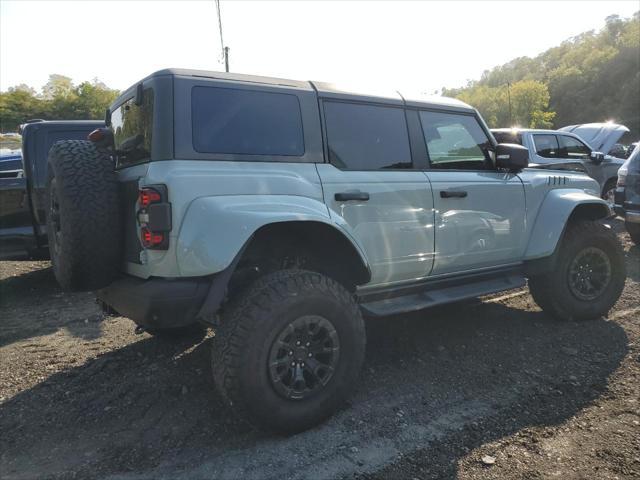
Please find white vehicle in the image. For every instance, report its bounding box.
[492,123,629,205]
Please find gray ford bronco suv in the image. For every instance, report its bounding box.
[46,69,626,432]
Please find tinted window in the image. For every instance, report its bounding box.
[558,135,590,159]
[324,102,411,170]
[492,130,522,145]
[533,135,559,158]
[192,86,304,156]
[420,111,491,169]
[111,88,154,167]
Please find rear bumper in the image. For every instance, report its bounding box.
[97,275,211,328]
[613,186,640,221]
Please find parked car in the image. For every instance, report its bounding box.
[614,143,640,244]
[0,150,23,175]
[0,120,103,259]
[46,69,625,433]
[492,123,629,205]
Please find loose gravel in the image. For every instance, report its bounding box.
[1,220,638,480]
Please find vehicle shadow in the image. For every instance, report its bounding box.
[0,298,628,480]
[0,264,105,347]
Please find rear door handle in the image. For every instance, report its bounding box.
[335,191,370,202]
[440,190,468,198]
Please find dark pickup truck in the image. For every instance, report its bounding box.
[0,120,103,259]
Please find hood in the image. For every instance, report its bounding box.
[559,123,629,155]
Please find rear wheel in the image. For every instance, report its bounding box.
[46,140,121,291]
[211,269,365,433]
[529,220,625,321]
[625,221,640,244]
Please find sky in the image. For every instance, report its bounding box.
[1,0,638,94]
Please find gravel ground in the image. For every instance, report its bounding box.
[0,219,638,480]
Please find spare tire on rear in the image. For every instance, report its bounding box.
[46,140,121,291]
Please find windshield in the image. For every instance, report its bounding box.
[110,88,154,167]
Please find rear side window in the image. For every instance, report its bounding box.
[324,101,412,170]
[192,86,304,156]
[420,111,491,170]
[533,135,559,158]
[111,88,154,167]
[558,135,590,159]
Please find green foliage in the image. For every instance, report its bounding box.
[0,75,119,132]
[445,12,640,136]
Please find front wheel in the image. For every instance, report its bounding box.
[211,270,365,433]
[529,220,626,321]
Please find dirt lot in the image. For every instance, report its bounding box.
[1,219,638,480]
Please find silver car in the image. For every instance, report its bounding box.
[493,123,629,205]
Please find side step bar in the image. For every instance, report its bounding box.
[359,274,526,317]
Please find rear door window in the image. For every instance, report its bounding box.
[111,88,154,166]
[191,86,304,156]
[323,101,412,170]
[533,134,560,158]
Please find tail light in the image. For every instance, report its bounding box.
[139,188,162,207]
[141,227,165,248]
[137,185,171,250]
[617,166,627,187]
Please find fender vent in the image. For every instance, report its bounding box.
[547,175,568,186]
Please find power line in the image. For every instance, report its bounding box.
[214,0,229,72]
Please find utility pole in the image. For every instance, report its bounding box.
[506,81,513,125]
[215,0,229,72]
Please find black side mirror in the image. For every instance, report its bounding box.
[105,108,111,127]
[134,83,144,106]
[590,151,605,164]
[495,143,529,171]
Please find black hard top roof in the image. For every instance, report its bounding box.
[134,68,475,112]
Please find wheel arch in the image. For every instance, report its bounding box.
[238,220,372,289]
[524,189,611,274]
[195,219,371,324]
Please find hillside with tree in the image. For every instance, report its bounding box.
[0,74,119,132]
[444,12,640,137]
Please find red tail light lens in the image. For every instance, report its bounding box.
[140,227,164,248]
[139,188,162,208]
[87,128,104,142]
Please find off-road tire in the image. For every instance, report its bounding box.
[211,269,366,433]
[46,140,121,291]
[625,221,640,245]
[529,220,625,321]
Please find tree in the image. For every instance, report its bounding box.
[42,74,74,99]
[0,75,119,132]
[510,80,555,128]
[445,12,640,137]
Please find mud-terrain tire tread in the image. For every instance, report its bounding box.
[211,269,365,433]
[625,221,640,245]
[529,220,625,321]
[46,140,121,291]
